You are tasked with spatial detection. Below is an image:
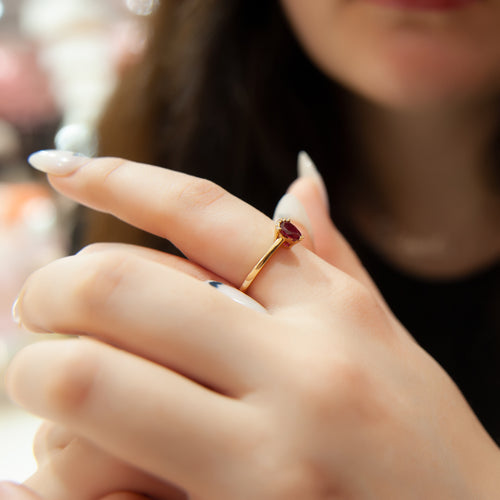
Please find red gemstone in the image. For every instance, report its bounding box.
[279,220,302,242]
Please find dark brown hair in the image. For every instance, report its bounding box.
[81,0,351,248]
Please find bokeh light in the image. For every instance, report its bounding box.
[125,0,159,16]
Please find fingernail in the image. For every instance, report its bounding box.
[273,193,313,238]
[297,151,329,211]
[11,293,22,327]
[206,281,267,313]
[28,150,90,175]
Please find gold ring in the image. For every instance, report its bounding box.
[239,218,303,293]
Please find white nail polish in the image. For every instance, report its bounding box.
[206,281,267,313]
[11,294,22,327]
[297,151,329,211]
[28,150,90,175]
[273,193,313,238]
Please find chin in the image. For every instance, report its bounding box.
[291,0,500,111]
[330,33,500,111]
[350,61,500,112]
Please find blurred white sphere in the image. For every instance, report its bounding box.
[125,0,159,16]
[54,123,97,157]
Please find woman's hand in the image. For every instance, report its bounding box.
[6,152,500,500]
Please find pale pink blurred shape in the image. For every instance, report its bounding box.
[0,183,65,338]
[109,20,148,74]
[0,42,58,127]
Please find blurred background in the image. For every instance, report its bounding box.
[0,0,156,482]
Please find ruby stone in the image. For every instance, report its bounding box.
[279,220,302,244]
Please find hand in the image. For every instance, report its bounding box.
[6,152,500,499]
[11,172,329,500]
[10,172,340,500]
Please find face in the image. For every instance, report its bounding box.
[280,0,500,111]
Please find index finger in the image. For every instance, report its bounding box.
[28,151,336,306]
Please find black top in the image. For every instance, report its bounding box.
[350,235,500,445]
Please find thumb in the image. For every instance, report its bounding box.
[288,152,382,297]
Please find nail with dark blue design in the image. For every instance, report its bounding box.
[207,281,266,313]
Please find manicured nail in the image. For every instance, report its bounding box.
[297,151,329,211]
[273,193,313,238]
[206,281,267,313]
[11,293,22,327]
[28,150,90,175]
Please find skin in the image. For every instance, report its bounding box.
[280,0,500,109]
[4,158,500,499]
[281,0,500,278]
[4,1,500,498]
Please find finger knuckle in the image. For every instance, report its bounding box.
[175,177,227,210]
[88,157,128,187]
[337,279,375,311]
[293,353,380,424]
[44,341,99,414]
[243,431,338,500]
[335,280,390,332]
[263,464,336,500]
[73,252,136,317]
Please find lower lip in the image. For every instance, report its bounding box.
[363,0,478,10]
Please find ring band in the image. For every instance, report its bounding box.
[239,218,303,292]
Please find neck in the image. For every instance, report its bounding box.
[342,95,500,278]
